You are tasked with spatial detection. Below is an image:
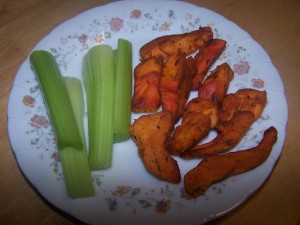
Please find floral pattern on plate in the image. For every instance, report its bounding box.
[8,1,287,225]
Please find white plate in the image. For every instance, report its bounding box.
[7,1,288,224]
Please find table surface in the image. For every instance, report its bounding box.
[1,0,299,224]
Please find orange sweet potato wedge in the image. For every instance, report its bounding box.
[182,88,268,158]
[184,126,278,197]
[218,88,267,122]
[131,56,164,113]
[183,97,219,129]
[140,27,213,61]
[182,111,256,158]
[129,110,181,183]
[170,112,211,155]
[191,39,227,90]
[160,51,196,122]
[170,98,218,154]
[198,63,234,106]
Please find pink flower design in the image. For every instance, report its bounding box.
[109,17,123,31]
[252,78,265,88]
[78,34,88,43]
[30,115,49,129]
[185,13,193,20]
[180,187,193,200]
[23,95,35,108]
[94,32,104,43]
[114,186,131,197]
[233,61,250,75]
[130,9,142,19]
[155,199,171,213]
[159,22,170,31]
[51,151,61,163]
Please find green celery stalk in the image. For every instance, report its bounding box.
[83,45,115,170]
[63,76,95,197]
[30,51,82,150]
[58,146,95,197]
[113,39,133,142]
[63,77,87,148]
[30,50,94,198]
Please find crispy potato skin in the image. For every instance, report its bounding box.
[160,51,196,122]
[131,56,164,113]
[184,126,278,197]
[192,39,227,90]
[129,110,181,183]
[198,63,234,106]
[139,27,213,60]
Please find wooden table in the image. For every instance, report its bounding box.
[1,0,299,224]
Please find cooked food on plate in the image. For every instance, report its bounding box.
[140,26,213,61]
[160,51,196,122]
[129,110,181,184]
[197,63,234,107]
[192,39,227,90]
[170,98,218,154]
[182,89,268,158]
[184,126,278,197]
[132,55,164,112]
[130,27,276,197]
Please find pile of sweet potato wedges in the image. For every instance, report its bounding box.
[129,27,277,198]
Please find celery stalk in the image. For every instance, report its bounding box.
[30,51,82,150]
[63,77,87,148]
[83,45,115,170]
[58,146,95,197]
[30,50,95,198]
[63,77,95,197]
[113,39,132,142]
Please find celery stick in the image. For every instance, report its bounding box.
[63,77,95,197]
[113,39,132,142]
[29,51,82,150]
[83,45,115,170]
[30,50,94,198]
[63,77,87,148]
[59,146,95,198]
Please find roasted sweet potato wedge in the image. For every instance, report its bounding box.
[131,56,164,113]
[139,35,170,61]
[183,97,219,128]
[160,51,196,122]
[218,88,267,122]
[192,39,227,90]
[198,63,234,106]
[129,110,181,183]
[182,88,268,158]
[170,98,218,154]
[182,111,256,158]
[184,126,278,197]
[170,112,211,154]
[140,27,213,61]
[178,56,197,115]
